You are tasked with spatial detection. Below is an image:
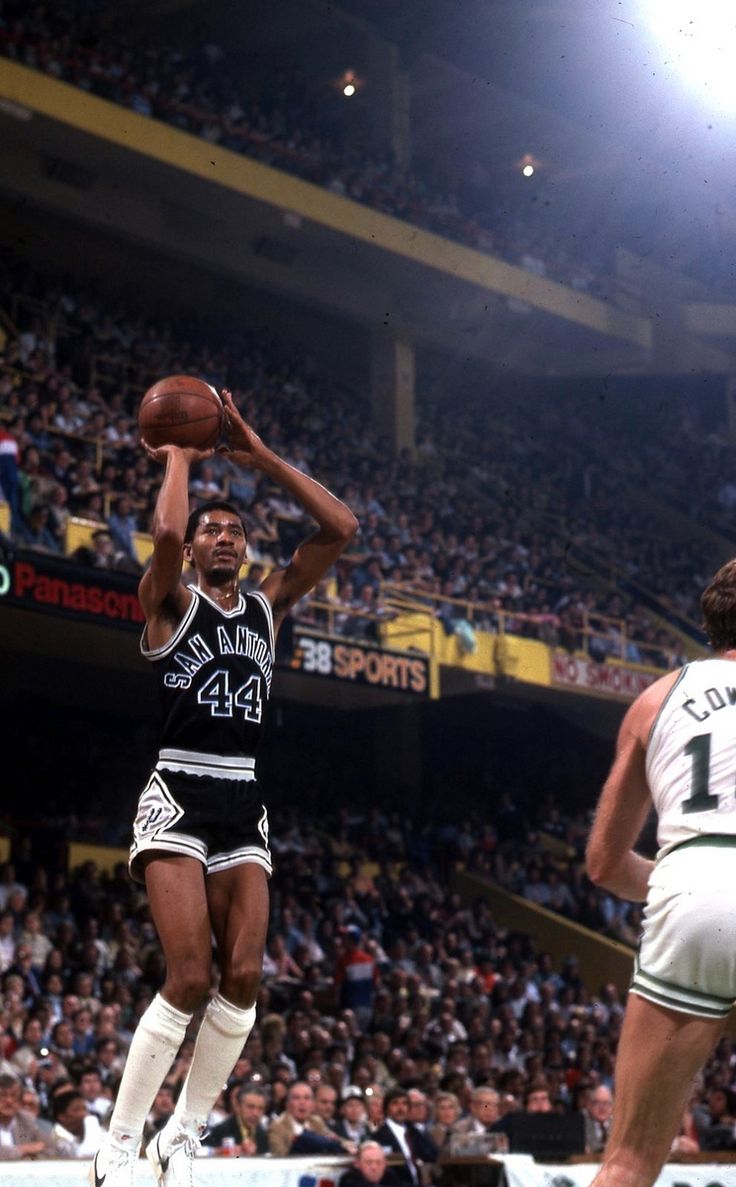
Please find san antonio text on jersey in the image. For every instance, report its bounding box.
[141,587,274,768]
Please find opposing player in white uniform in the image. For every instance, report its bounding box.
[586,558,736,1187]
[90,389,357,1187]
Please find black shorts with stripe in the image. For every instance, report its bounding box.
[129,759,272,884]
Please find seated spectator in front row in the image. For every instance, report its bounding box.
[268,1081,356,1157]
[0,1073,56,1160]
[203,1084,270,1155]
[454,1085,501,1135]
[427,1092,462,1154]
[71,528,141,573]
[336,1086,372,1145]
[373,1088,438,1186]
[52,1088,104,1158]
[583,1085,614,1154]
[341,1140,404,1187]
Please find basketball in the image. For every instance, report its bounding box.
[138,375,224,449]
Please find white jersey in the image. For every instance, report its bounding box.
[647,657,736,857]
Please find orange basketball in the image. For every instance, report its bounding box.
[138,375,224,449]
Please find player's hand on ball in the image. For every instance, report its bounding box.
[219,389,269,467]
[141,440,214,466]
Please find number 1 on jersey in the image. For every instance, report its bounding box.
[681,733,720,814]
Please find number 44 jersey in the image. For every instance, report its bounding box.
[647,657,736,856]
[142,587,274,765]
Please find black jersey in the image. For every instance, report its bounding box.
[141,586,274,767]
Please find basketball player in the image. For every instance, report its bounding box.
[585,557,736,1187]
[90,389,357,1187]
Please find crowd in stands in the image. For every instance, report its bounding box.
[0,0,610,298]
[7,2,736,303]
[0,252,719,671]
[0,787,733,1165]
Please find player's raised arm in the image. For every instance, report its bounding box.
[138,442,212,626]
[219,390,358,631]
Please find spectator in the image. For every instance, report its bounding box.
[106,495,138,561]
[427,1092,462,1154]
[0,424,20,529]
[523,1083,553,1113]
[267,1081,353,1157]
[313,1083,340,1133]
[340,1139,404,1187]
[143,1083,177,1146]
[70,527,138,574]
[203,1084,270,1155]
[373,1088,438,1186]
[455,1087,502,1136]
[0,1073,55,1160]
[76,1066,112,1123]
[583,1084,613,1154]
[51,1088,104,1158]
[15,504,61,554]
[337,1086,372,1145]
[334,926,378,1030]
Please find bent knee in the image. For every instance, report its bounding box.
[164,962,212,1012]
[221,962,261,1008]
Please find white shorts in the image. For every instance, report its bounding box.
[631,839,736,1018]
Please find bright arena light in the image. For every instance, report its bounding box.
[343,83,356,97]
[645,0,736,111]
[522,163,534,177]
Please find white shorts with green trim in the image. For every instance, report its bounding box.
[631,837,736,1019]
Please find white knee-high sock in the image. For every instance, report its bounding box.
[173,993,256,1135]
[108,994,192,1144]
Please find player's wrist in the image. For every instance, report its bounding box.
[248,445,280,475]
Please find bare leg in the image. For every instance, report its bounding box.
[144,854,213,1010]
[590,994,726,1187]
[101,856,211,1164]
[162,863,269,1138]
[206,862,270,1006]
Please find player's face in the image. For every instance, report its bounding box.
[190,511,246,579]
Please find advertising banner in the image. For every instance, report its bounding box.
[551,652,659,701]
[0,551,143,630]
[499,1154,733,1187]
[290,632,429,696]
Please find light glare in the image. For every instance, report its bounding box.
[343,83,356,97]
[645,0,736,111]
[522,164,534,177]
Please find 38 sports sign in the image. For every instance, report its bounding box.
[291,634,429,696]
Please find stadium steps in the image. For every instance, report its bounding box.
[562,545,707,658]
[453,868,635,996]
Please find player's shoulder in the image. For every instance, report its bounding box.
[627,665,687,743]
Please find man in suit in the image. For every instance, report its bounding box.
[373,1088,438,1186]
[340,1140,404,1187]
[454,1085,502,1135]
[203,1084,270,1155]
[584,1086,614,1155]
[0,1073,56,1160]
[268,1081,356,1157]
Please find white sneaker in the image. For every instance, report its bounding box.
[146,1126,200,1187]
[89,1138,139,1187]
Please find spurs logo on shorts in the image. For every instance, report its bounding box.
[133,772,184,841]
[257,805,269,847]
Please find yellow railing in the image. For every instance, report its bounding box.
[379,580,680,671]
